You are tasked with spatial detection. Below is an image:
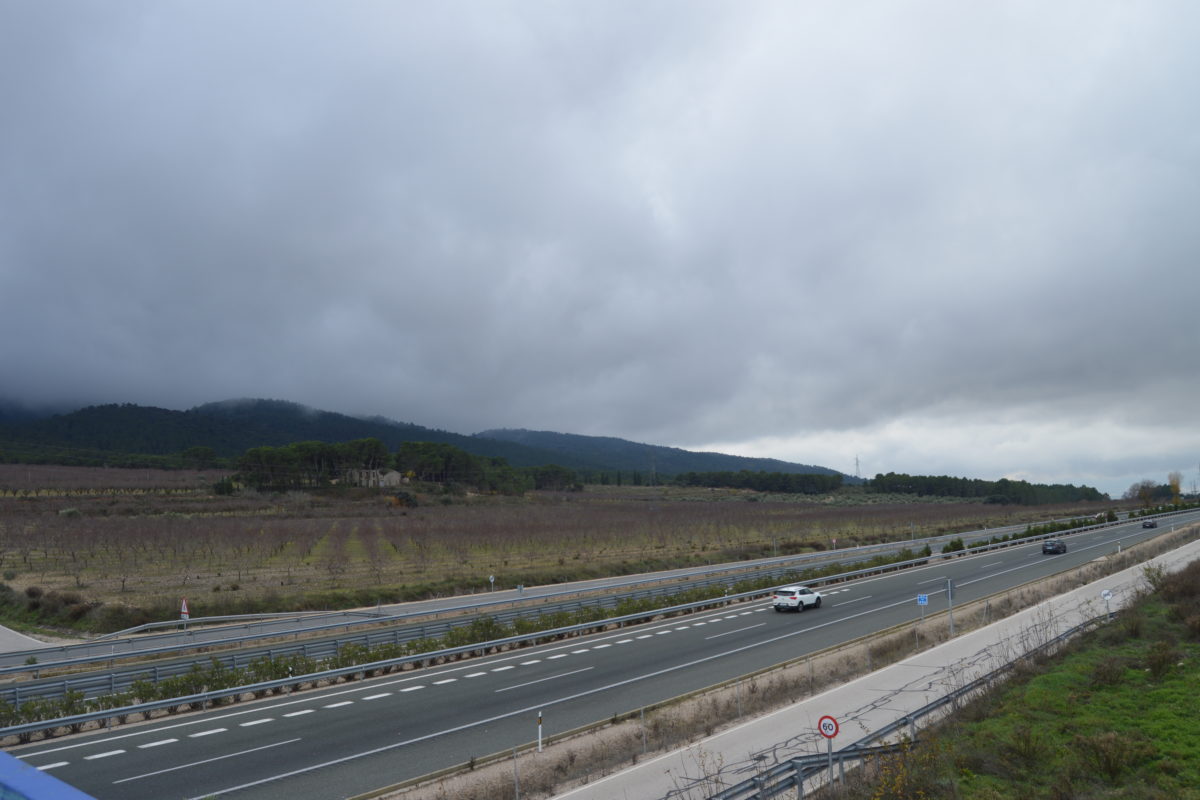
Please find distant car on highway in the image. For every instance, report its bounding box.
[1042,540,1068,554]
[1142,520,1158,528]
[773,585,822,611]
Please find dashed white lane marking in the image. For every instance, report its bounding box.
[189,728,227,738]
[24,613,786,774]
[85,750,125,760]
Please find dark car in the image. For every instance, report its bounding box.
[1042,540,1067,554]
[1142,520,1158,528]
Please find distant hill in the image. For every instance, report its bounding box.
[475,428,853,480]
[0,399,851,479]
[0,400,599,470]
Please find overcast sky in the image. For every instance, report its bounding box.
[2,2,1198,497]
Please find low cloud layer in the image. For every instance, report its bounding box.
[3,2,1197,497]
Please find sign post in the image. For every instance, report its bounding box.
[180,597,190,630]
[1102,589,1114,620]
[818,715,839,783]
[946,579,956,636]
[916,594,928,646]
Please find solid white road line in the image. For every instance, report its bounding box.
[705,623,765,640]
[115,739,301,785]
[494,667,595,694]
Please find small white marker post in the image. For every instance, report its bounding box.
[537,710,543,752]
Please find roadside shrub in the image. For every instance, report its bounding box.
[1090,656,1127,687]
[1145,640,1179,680]
[1074,731,1155,783]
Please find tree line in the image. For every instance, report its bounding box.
[867,472,1106,504]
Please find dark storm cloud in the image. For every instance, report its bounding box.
[2,2,1197,495]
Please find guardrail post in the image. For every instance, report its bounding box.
[790,758,805,798]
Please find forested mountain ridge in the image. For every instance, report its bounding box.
[0,400,601,470]
[476,428,852,480]
[0,399,851,479]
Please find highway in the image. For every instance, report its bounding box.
[11,511,1195,799]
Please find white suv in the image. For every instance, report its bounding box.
[773,585,822,612]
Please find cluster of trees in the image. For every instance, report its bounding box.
[674,471,843,495]
[1124,472,1190,507]
[867,473,1106,505]
[233,439,583,496]
[236,439,390,488]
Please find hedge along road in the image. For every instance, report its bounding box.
[11,512,1195,800]
[0,529,941,667]
[0,513,1133,705]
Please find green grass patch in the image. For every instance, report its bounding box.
[865,562,1200,799]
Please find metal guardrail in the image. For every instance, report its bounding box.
[0,546,879,672]
[0,588,775,740]
[0,516,1146,710]
[706,615,1103,799]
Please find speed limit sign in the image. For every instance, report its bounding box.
[818,715,839,739]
